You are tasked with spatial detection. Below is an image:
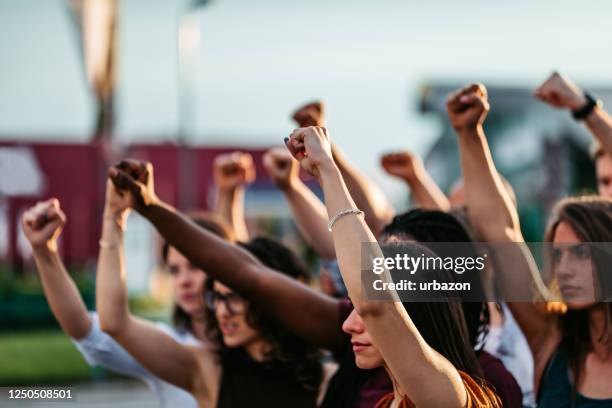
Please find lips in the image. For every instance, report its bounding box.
[179,293,199,303]
[219,320,239,336]
[560,285,581,298]
[351,341,371,353]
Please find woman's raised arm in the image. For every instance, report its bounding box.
[96,180,203,394]
[285,126,468,408]
[108,162,344,350]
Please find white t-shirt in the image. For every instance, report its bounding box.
[72,312,199,408]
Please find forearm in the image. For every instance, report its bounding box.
[143,200,343,348]
[319,164,466,406]
[32,247,91,339]
[585,106,612,155]
[457,126,520,240]
[405,171,451,211]
[96,214,130,335]
[214,187,249,242]
[284,181,336,260]
[332,145,395,237]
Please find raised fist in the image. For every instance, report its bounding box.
[262,147,299,191]
[213,152,256,191]
[109,159,159,213]
[380,151,424,181]
[534,72,587,111]
[22,198,66,251]
[292,101,325,128]
[446,83,490,132]
[285,126,333,178]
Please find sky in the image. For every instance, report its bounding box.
[1,0,611,200]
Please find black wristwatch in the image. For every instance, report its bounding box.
[572,93,601,121]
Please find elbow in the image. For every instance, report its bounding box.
[98,313,127,338]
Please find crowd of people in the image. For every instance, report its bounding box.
[21,72,612,407]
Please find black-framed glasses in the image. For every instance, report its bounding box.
[205,290,247,314]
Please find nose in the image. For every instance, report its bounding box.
[555,250,577,281]
[342,309,364,335]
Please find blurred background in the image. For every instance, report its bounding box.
[1,0,611,405]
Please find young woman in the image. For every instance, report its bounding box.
[283,125,500,407]
[450,82,612,406]
[21,197,232,407]
[96,179,325,407]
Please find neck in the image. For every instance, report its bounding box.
[190,315,207,341]
[588,305,612,358]
[384,364,407,404]
[244,338,270,362]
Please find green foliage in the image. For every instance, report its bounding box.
[0,330,94,385]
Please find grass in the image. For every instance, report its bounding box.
[0,329,94,386]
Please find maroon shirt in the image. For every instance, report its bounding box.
[479,350,523,408]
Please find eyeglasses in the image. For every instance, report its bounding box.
[205,290,247,314]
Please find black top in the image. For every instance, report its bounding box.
[217,348,318,408]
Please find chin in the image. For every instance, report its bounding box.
[565,300,597,310]
[355,356,380,370]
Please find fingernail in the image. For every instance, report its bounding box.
[460,95,471,103]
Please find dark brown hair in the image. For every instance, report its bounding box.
[544,196,612,392]
[204,236,322,392]
[161,212,235,333]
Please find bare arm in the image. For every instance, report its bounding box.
[535,72,612,155]
[333,144,396,237]
[381,151,451,211]
[212,152,254,242]
[263,148,335,259]
[109,163,344,350]
[22,199,91,339]
[287,127,468,408]
[291,100,395,237]
[449,84,559,361]
[96,182,201,393]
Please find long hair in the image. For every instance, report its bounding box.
[381,209,490,354]
[204,236,322,392]
[543,196,612,391]
[161,212,235,333]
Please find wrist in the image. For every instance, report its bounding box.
[567,91,588,111]
[316,158,339,178]
[103,208,129,231]
[32,241,58,256]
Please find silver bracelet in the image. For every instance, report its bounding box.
[328,208,365,232]
[99,240,120,249]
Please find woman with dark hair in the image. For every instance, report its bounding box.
[97,180,325,407]
[449,82,612,407]
[283,126,500,407]
[380,210,522,407]
[21,195,232,408]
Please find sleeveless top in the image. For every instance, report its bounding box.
[538,350,612,408]
[216,348,318,408]
[373,371,501,408]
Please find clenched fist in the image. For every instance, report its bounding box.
[213,152,256,191]
[109,159,159,213]
[446,83,490,132]
[380,151,424,182]
[534,72,587,111]
[262,147,299,191]
[292,101,325,128]
[285,126,334,178]
[22,198,66,251]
